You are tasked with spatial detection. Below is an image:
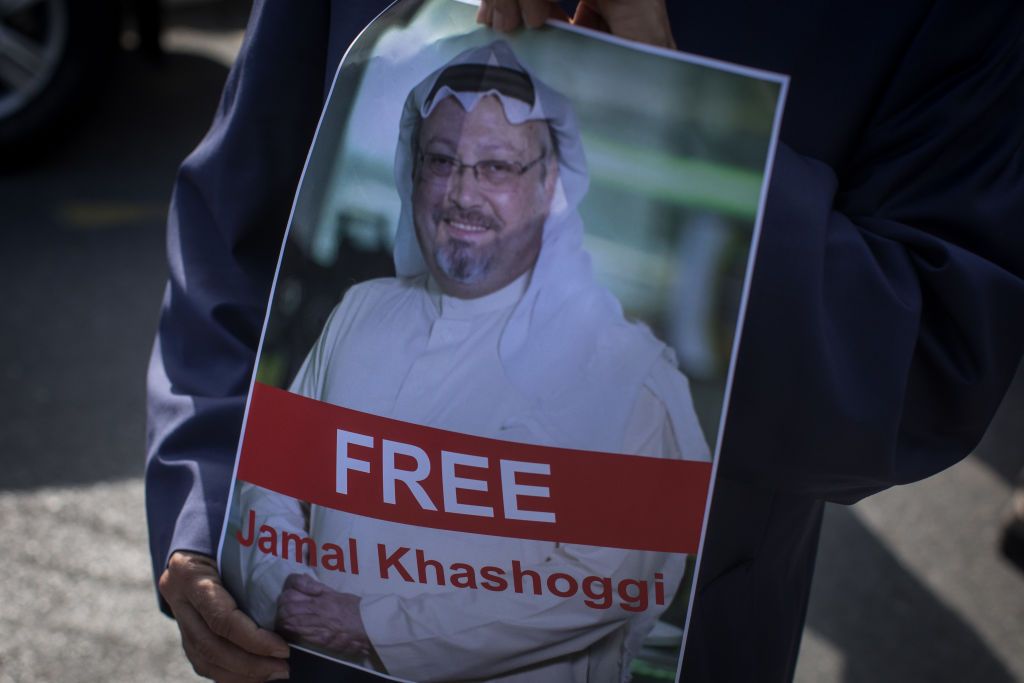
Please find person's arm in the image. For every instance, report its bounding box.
[721,0,1024,502]
[146,0,330,600]
[144,1,390,679]
[146,0,329,675]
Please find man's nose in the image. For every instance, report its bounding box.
[446,164,485,207]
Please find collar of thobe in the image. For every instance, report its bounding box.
[427,269,531,320]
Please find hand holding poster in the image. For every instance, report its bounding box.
[218,2,786,680]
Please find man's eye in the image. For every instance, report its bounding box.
[480,160,515,177]
[427,155,456,172]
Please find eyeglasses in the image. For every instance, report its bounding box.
[417,150,546,189]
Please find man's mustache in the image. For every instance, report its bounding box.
[434,208,501,232]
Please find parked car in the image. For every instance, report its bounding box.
[0,0,159,161]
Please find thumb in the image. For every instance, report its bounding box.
[572,1,610,33]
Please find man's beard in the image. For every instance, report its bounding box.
[434,239,494,283]
[432,207,500,283]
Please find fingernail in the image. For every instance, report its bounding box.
[492,7,506,31]
[268,670,289,681]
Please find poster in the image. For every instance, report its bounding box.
[218,1,787,680]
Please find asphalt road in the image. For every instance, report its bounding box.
[796,382,1024,682]
[0,3,1022,682]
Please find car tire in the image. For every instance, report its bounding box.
[0,0,120,164]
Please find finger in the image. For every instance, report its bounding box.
[572,2,610,32]
[520,0,552,28]
[176,602,290,681]
[203,659,285,683]
[281,573,309,591]
[162,553,288,658]
[188,576,290,657]
[547,2,571,23]
[300,627,367,657]
[159,551,217,604]
[490,0,521,32]
[279,611,336,633]
[275,593,313,619]
[282,573,323,597]
[476,0,493,25]
[277,621,331,648]
[284,573,324,596]
[278,625,328,651]
[330,632,372,657]
[574,0,675,48]
[276,589,306,610]
[276,601,321,624]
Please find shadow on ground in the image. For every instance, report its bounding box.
[804,503,1016,682]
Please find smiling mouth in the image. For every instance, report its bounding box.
[440,210,499,239]
[446,219,488,233]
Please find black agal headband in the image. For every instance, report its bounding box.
[426,64,535,108]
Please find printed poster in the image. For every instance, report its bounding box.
[218,1,787,680]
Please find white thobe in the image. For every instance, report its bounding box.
[238,273,709,683]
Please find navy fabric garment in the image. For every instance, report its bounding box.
[145,1,1024,680]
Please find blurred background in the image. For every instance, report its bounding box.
[0,1,1021,681]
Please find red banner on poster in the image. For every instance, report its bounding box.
[238,382,712,553]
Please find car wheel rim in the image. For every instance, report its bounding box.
[0,0,68,120]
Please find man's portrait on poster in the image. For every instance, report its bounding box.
[235,40,711,683]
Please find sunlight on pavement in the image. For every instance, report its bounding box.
[0,480,202,683]
[853,455,1024,680]
[164,27,245,68]
[794,630,845,682]
[796,454,1024,682]
[58,202,168,230]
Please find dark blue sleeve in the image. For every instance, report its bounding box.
[144,0,335,604]
[721,0,1024,504]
